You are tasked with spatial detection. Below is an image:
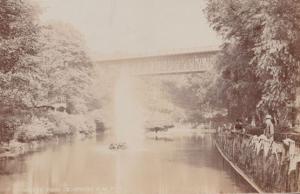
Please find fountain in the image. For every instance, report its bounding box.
[111,72,144,149]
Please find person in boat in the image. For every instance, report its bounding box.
[264,114,274,141]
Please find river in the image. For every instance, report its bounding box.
[0,132,255,194]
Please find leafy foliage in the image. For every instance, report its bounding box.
[139,73,216,128]
[37,22,95,114]
[0,1,97,145]
[0,0,40,109]
[205,0,300,124]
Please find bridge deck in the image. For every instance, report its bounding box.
[95,49,220,75]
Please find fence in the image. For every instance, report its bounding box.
[215,131,300,192]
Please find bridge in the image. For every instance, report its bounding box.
[95,47,220,75]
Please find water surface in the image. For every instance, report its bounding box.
[0,133,255,194]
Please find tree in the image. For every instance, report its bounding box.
[205,0,300,125]
[0,1,99,145]
[0,0,41,108]
[37,22,95,114]
[205,0,263,121]
[0,0,41,109]
[0,0,39,73]
[252,0,300,123]
[0,0,41,143]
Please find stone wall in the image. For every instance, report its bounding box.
[215,131,300,192]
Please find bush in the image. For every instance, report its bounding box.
[16,117,54,143]
[47,112,73,136]
[65,114,96,136]
[14,111,98,143]
[47,112,96,137]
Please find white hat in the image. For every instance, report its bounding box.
[265,115,272,120]
[283,138,295,146]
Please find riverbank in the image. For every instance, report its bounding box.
[0,110,105,160]
[215,131,300,192]
[0,132,96,161]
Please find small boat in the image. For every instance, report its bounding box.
[109,143,127,150]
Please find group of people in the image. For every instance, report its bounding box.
[220,114,275,141]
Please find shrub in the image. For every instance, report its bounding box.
[16,117,54,143]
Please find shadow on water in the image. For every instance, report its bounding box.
[0,159,26,175]
[170,135,256,193]
[148,136,174,142]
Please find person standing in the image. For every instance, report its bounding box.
[264,115,274,141]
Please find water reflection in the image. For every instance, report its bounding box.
[0,134,255,194]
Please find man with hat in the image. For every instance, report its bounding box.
[264,114,274,141]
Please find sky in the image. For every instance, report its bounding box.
[39,0,221,58]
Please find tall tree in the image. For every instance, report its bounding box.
[252,0,300,122]
[37,22,95,114]
[205,0,300,124]
[205,0,262,121]
[0,0,41,142]
[0,0,41,111]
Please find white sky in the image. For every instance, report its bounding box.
[39,0,221,58]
